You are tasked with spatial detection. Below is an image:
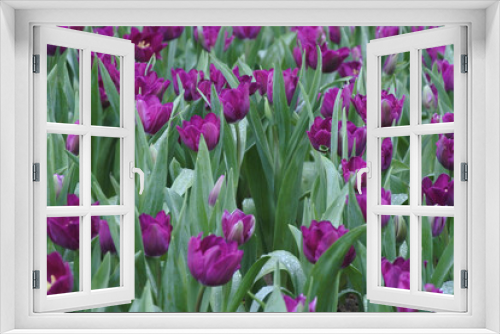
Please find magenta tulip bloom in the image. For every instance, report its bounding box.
[47,195,99,250]
[283,294,317,312]
[337,121,367,157]
[98,219,116,254]
[383,54,398,75]
[267,68,299,105]
[219,83,250,123]
[292,26,326,47]
[136,95,173,135]
[161,26,185,41]
[320,87,351,118]
[135,64,170,99]
[124,27,167,63]
[187,233,243,286]
[338,61,362,80]
[375,26,400,39]
[222,209,255,245]
[253,69,272,96]
[422,173,454,206]
[431,216,447,237]
[301,220,356,267]
[53,174,64,198]
[47,252,74,295]
[233,26,261,39]
[351,94,367,123]
[294,43,350,73]
[381,90,405,127]
[209,64,228,93]
[194,26,234,52]
[139,211,173,257]
[382,257,415,312]
[177,113,221,152]
[424,283,443,294]
[381,138,393,171]
[93,26,114,37]
[307,117,332,152]
[328,26,341,44]
[423,84,438,110]
[232,67,259,95]
[425,45,446,65]
[437,60,454,92]
[208,175,225,207]
[171,68,206,102]
[66,121,80,155]
[341,156,366,186]
[351,46,362,61]
[436,134,454,170]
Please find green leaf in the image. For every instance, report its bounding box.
[264,262,287,312]
[308,45,322,100]
[190,137,213,233]
[255,250,306,294]
[304,224,366,311]
[129,281,156,312]
[321,182,349,225]
[431,237,454,288]
[423,67,452,109]
[249,286,274,312]
[91,252,111,290]
[288,224,303,254]
[171,168,194,196]
[226,256,270,312]
[209,53,239,88]
[98,58,120,124]
[383,217,397,261]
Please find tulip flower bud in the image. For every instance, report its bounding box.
[381,91,405,127]
[98,220,117,254]
[383,54,398,76]
[307,117,332,153]
[66,121,80,155]
[177,113,221,152]
[283,294,317,312]
[381,138,393,171]
[328,26,341,44]
[47,252,74,295]
[422,174,454,206]
[435,135,454,170]
[422,85,436,110]
[208,175,225,207]
[139,211,173,257]
[337,121,367,157]
[53,174,64,198]
[220,83,250,123]
[233,26,261,40]
[136,95,173,135]
[149,144,158,164]
[394,215,407,243]
[222,209,255,245]
[431,216,447,237]
[424,283,443,293]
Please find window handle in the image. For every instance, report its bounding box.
[129,162,144,195]
[356,166,370,195]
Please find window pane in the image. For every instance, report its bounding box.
[91,137,121,205]
[47,133,80,206]
[91,215,120,290]
[421,133,454,206]
[381,136,410,206]
[47,45,80,124]
[47,216,80,295]
[380,51,410,127]
[91,53,121,127]
[380,216,410,292]
[421,216,454,295]
[420,44,454,125]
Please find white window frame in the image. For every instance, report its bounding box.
[32,26,136,312]
[1,2,498,333]
[366,26,467,312]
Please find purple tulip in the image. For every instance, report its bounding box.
[381,90,405,127]
[222,209,255,245]
[356,188,391,226]
[341,156,366,186]
[292,26,326,47]
[338,61,362,82]
[375,26,400,39]
[47,252,74,295]
[53,174,64,198]
[47,195,100,250]
[161,26,185,41]
[171,68,206,102]
[124,27,168,63]
[442,112,454,123]
[425,46,446,65]
[301,220,356,267]
[381,138,393,171]
[283,294,317,312]
[253,69,272,96]
[383,54,398,75]
[66,121,80,155]
[177,113,221,152]
[209,64,228,93]
[436,134,454,170]
[208,175,225,206]
[328,26,341,44]
[351,94,367,123]
[307,117,332,152]
[94,53,121,109]
[320,87,351,118]
[139,211,173,257]
[437,60,454,92]
[136,95,173,135]
[337,121,367,157]
[194,26,234,52]
[98,219,116,254]
[267,68,299,105]
[294,44,350,74]
[431,113,441,124]
[424,283,443,294]
[135,65,170,99]
[351,46,362,61]
[422,174,454,206]
[187,233,243,286]
[423,84,438,110]
[381,257,417,313]
[232,67,259,95]
[431,216,447,237]
[233,26,261,40]
[93,26,114,37]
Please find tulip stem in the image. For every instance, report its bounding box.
[331,270,341,312]
[195,285,206,313]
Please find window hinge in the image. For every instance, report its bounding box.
[461,162,468,181]
[33,270,40,289]
[461,270,468,289]
[461,54,468,73]
[33,54,40,73]
[33,163,40,182]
